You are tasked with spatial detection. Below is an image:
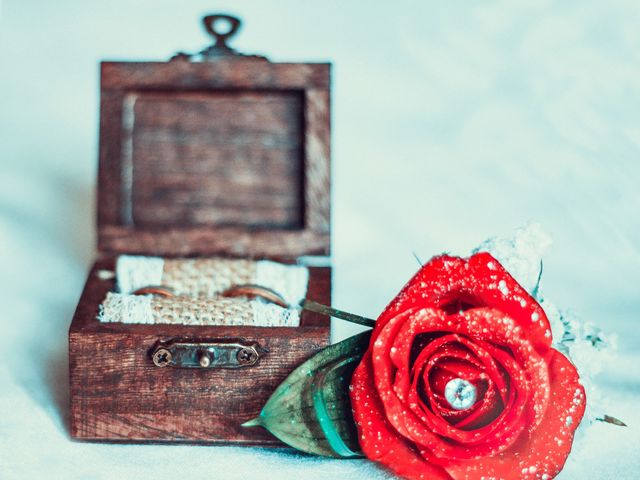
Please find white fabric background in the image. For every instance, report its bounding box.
[1,0,639,478]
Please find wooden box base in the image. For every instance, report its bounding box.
[69,258,331,443]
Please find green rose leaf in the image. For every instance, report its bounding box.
[242,330,372,458]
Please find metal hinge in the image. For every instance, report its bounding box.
[151,340,264,369]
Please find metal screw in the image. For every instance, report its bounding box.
[199,351,212,368]
[236,347,258,365]
[152,348,173,367]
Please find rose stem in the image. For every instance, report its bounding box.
[300,299,376,328]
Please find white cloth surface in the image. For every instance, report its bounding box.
[1,1,639,479]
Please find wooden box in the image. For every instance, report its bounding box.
[69,15,331,444]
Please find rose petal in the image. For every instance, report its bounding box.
[417,342,491,422]
[373,254,552,354]
[350,352,452,480]
[442,350,586,480]
[467,252,551,353]
[394,334,483,405]
[408,358,492,440]
[371,309,454,453]
[371,308,526,459]
[407,341,488,436]
[456,309,551,432]
[412,336,525,450]
[452,382,502,430]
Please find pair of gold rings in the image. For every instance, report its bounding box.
[131,284,290,309]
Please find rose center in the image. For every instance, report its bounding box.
[444,378,477,411]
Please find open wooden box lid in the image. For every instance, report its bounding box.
[97,15,330,259]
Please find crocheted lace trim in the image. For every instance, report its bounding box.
[98,292,299,326]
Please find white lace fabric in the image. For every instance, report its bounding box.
[98,292,300,327]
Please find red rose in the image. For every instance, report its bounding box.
[349,253,585,480]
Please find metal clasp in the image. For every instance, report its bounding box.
[151,340,263,369]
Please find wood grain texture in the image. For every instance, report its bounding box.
[304,89,331,232]
[69,259,331,443]
[97,60,331,257]
[127,91,304,229]
[100,61,330,90]
[98,226,329,257]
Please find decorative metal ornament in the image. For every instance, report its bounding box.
[171,13,268,62]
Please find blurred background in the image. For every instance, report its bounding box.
[0,1,638,478]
